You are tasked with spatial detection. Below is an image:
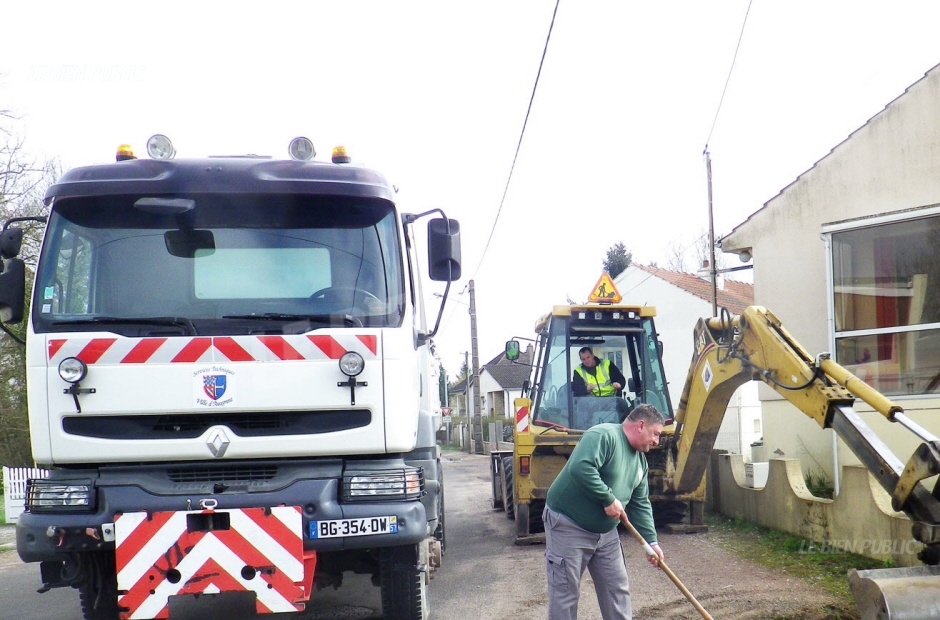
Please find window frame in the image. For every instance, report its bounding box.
[824,203,940,399]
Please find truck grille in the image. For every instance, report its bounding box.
[167,465,278,483]
[62,410,371,440]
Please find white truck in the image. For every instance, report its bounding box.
[0,135,460,620]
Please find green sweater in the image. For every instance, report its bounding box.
[546,423,657,543]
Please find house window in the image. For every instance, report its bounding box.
[830,214,940,396]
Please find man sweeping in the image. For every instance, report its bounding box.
[543,404,666,619]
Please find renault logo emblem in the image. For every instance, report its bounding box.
[206,427,231,458]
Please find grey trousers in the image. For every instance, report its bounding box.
[544,506,632,620]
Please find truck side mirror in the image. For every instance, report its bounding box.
[427,218,461,282]
[0,258,26,323]
[505,340,520,361]
[0,227,23,259]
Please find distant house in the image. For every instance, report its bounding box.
[615,264,760,458]
[448,375,471,419]
[480,345,534,419]
[447,346,534,420]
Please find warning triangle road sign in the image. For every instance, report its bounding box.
[588,273,622,303]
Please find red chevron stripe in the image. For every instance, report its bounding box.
[48,339,66,359]
[258,336,304,360]
[115,511,179,574]
[121,338,167,364]
[307,335,345,359]
[356,334,377,355]
[170,338,212,362]
[78,339,117,363]
[243,508,302,552]
[118,508,302,618]
[214,337,255,362]
[204,528,303,602]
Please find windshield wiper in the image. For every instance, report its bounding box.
[222,313,361,326]
[51,316,198,336]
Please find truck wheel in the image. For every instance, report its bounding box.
[490,456,504,510]
[501,456,515,520]
[379,544,429,620]
[515,501,530,538]
[77,552,119,620]
[435,475,447,554]
[652,500,687,525]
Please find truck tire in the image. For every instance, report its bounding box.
[501,456,515,520]
[515,500,530,538]
[435,474,447,554]
[77,552,119,620]
[491,456,504,510]
[652,499,687,525]
[379,544,429,620]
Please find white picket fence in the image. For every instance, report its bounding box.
[2,466,50,524]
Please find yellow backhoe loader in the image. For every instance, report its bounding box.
[495,302,940,618]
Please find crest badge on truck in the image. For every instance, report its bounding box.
[193,366,237,407]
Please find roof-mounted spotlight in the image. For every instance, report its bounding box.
[288,137,316,161]
[146,134,176,160]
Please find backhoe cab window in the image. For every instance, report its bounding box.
[534,317,673,430]
[33,194,405,336]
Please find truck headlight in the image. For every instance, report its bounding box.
[343,468,424,502]
[27,478,95,513]
[339,352,364,377]
[58,357,87,383]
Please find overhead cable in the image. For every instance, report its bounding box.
[469,0,561,280]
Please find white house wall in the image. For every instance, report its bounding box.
[721,65,940,481]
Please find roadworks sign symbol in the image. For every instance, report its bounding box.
[588,273,622,303]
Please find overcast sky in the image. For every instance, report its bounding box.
[3,1,940,379]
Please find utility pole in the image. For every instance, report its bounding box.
[469,279,483,454]
[460,350,473,453]
[705,149,718,318]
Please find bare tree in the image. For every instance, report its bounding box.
[693,228,727,273]
[665,238,688,272]
[0,128,58,466]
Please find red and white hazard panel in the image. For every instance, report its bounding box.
[115,507,308,619]
[48,334,379,366]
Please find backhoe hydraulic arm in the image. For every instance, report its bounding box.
[670,306,940,565]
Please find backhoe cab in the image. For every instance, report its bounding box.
[492,298,683,543]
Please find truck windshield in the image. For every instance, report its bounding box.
[32,193,405,336]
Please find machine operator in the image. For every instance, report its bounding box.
[572,347,627,397]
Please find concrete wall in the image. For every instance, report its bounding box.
[721,65,940,479]
[712,453,923,566]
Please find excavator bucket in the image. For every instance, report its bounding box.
[848,566,940,620]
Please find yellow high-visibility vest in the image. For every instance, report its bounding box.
[574,358,616,396]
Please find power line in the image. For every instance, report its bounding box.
[469,0,561,280]
[704,0,753,150]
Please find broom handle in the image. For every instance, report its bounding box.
[619,514,714,620]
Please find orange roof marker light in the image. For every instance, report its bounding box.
[332,146,351,164]
[115,144,137,162]
[588,273,621,303]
